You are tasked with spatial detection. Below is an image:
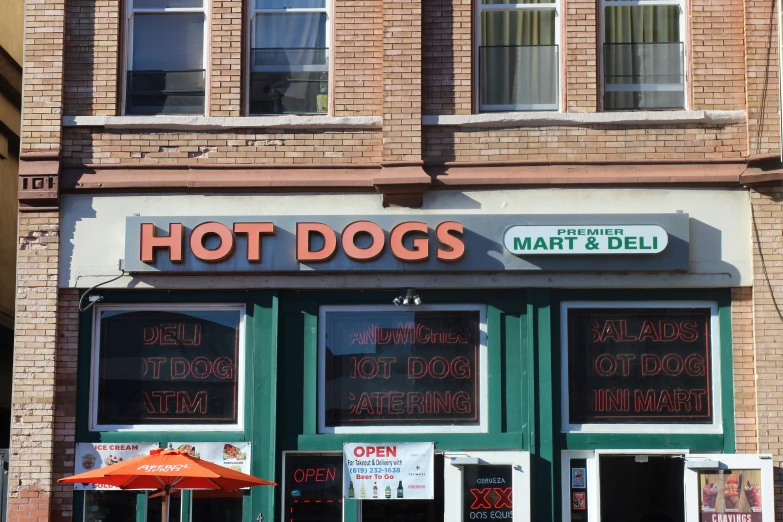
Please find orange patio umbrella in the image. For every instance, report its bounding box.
[59,448,276,522]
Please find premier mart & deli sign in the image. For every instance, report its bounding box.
[503,225,668,255]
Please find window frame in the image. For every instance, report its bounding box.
[316,303,489,435]
[473,0,562,113]
[245,0,333,116]
[88,303,247,432]
[598,0,688,111]
[560,300,722,435]
[122,0,210,116]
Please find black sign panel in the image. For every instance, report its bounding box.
[568,308,712,424]
[284,454,342,522]
[97,309,240,425]
[463,466,513,521]
[323,311,480,427]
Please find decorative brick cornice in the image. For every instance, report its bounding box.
[18,151,60,211]
[374,162,431,207]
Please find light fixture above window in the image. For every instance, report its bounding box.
[393,288,422,307]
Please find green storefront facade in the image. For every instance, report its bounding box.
[62,200,772,522]
[72,287,749,522]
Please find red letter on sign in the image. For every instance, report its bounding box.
[234,222,275,263]
[342,221,385,261]
[190,222,235,262]
[140,223,184,264]
[390,222,429,262]
[436,222,465,261]
[297,223,338,262]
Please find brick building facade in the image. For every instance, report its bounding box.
[11,0,783,520]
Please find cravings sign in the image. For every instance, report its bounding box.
[322,311,480,428]
[96,309,241,426]
[567,307,713,424]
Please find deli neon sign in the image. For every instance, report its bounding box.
[140,221,465,265]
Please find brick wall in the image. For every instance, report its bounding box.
[382,0,422,163]
[8,212,60,522]
[744,0,781,156]
[565,0,597,112]
[51,290,79,522]
[423,123,747,163]
[749,186,783,518]
[62,127,382,165]
[422,0,471,115]
[63,0,120,116]
[211,0,242,117]
[691,0,746,111]
[333,0,383,116]
[732,287,758,454]
[23,0,66,152]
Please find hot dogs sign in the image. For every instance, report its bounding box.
[123,214,689,273]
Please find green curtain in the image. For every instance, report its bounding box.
[604,5,682,110]
[480,1,557,110]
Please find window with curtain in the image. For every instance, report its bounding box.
[602,0,685,110]
[250,0,329,115]
[478,0,559,112]
[125,0,206,115]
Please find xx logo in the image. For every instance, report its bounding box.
[470,488,512,509]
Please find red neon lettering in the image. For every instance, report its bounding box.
[177,391,208,414]
[470,489,492,509]
[494,487,513,509]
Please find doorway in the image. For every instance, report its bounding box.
[599,455,684,522]
[360,454,444,522]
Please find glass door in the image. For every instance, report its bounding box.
[360,454,445,522]
[443,451,531,522]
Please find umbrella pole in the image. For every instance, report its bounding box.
[162,487,170,522]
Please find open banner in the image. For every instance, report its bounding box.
[343,442,434,500]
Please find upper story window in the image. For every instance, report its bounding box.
[477,0,560,112]
[601,0,686,110]
[124,0,206,115]
[249,0,330,115]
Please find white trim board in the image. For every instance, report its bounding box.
[422,110,746,127]
[62,115,382,129]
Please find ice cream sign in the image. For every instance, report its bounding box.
[504,225,668,255]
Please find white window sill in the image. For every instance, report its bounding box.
[422,110,747,127]
[62,115,383,130]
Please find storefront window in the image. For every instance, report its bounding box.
[462,465,513,521]
[318,306,487,433]
[192,491,244,522]
[84,491,137,522]
[90,305,245,430]
[561,302,720,433]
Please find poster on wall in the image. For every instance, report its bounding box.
[462,465,513,521]
[567,307,712,424]
[324,310,480,427]
[169,442,251,474]
[96,309,242,426]
[343,442,434,500]
[700,470,762,522]
[74,442,159,490]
